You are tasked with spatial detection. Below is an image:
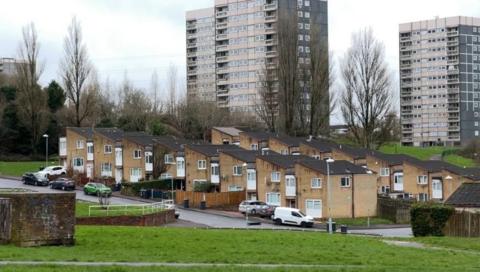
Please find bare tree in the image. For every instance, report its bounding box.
[150,69,161,114]
[60,17,93,127]
[117,76,152,131]
[15,23,49,154]
[340,28,393,149]
[166,63,178,116]
[255,64,278,132]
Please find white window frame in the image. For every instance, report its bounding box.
[133,150,142,159]
[251,143,258,150]
[266,192,281,206]
[73,157,84,167]
[340,177,351,188]
[380,168,390,177]
[228,185,243,192]
[233,165,243,176]
[197,160,207,170]
[417,175,428,185]
[76,140,84,149]
[311,178,322,189]
[271,171,281,182]
[101,162,112,176]
[145,153,153,164]
[130,168,142,177]
[104,145,112,154]
[164,154,175,164]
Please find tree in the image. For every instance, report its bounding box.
[60,17,93,127]
[256,64,278,132]
[340,28,393,149]
[46,80,66,112]
[166,64,178,116]
[15,23,49,155]
[117,77,152,131]
[150,70,161,114]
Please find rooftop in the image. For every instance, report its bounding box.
[257,154,315,169]
[270,135,305,147]
[220,149,260,163]
[302,139,338,153]
[298,159,370,175]
[68,127,94,139]
[336,144,369,160]
[94,128,124,141]
[187,144,241,157]
[445,183,480,207]
[154,136,190,152]
[239,131,273,142]
[213,127,243,137]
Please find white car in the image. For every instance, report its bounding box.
[273,207,314,228]
[37,165,67,179]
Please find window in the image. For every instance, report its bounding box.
[311,178,322,188]
[266,192,280,206]
[233,165,243,176]
[271,171,281,182]
[280,149,288,155]
[340,177,351,187]
[418,193,429,202]
[160,173,173,179]
[87,144,94,154]
[130,168,142,177]
[251,144,258,150]
[417,175,428,185]
[133,150,142,159]
[145,153,153,164]
[73,157,84,167]
[101,163,112,176]
[197,160,207,170]
[104,145,112,154]
[228,185,243,192]
[312,155,321,160]
[76,140,84,149]
[164,154,174,164]
[380,168,390,177]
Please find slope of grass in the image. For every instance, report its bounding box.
[443,154,477,168]
[0,227,478,271]
[414,236,480,252]
[0,161,57,177]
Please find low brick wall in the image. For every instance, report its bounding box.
[0,198,11,244]
[76,209,176,226]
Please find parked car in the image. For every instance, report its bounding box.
[83,182,112,197]
[22,172,49,186]
[37,165,67,179]
[273,207,314,228]
[238,200,274,217]
[50,178,76,191]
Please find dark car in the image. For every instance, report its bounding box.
[22,173,49,186]
[50,178,76,191]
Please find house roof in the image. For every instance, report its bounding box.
[220,149,260,163]
[239,131,273,142]
[298,159,370,175]
[335,144,369,160]
[301,139,338,153]
[94,128,124,141]
[270,135,304,147]
[187,144,241,157]
[366,150,421,166]
[68,127,94,139]
[404,159,480,181]
[212,127,243,137]
[124,132,156,147]
[445,183,480,207]
[257,154,315,169]
[153,136,190,152]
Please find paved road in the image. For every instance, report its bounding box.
[0,177,412,236]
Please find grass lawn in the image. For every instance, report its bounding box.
[76,201,163,217]
[0,161,58,177]
[332,217,393,226]
[0,227,479,271]
[443,154,477,168]
[413,236,480,252]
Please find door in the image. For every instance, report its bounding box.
[432,179,443,199]
[211,163,219,184]
[115,169,123,184]
[306,199,322,218]
[86,163,93,179]
[393,172,404,191]
[176,157,185,177]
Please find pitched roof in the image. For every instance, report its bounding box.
[445,183,480,207]
[94,128,124,141]
[335,144,369,160]
[124,132,156,147]
[239,131,273,142]
[153,136,190,152]
[187,144,241,157]
[220,149,260,163]
[298,159,370,175]
[68,127,94,139]
[213,127,243,137]
[301,139,338,153]
[404,159,480,181]
[366,150,421,166]
[270,135,304,147]
[257,154,315,169]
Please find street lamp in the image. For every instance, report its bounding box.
[43,134,49,168]
[242,162,249,225]
[326,158,335,234]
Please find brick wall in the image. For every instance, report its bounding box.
[76,209,176,226]
[0,192,75,247]
[0,198,11,244]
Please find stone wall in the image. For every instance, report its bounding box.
[0,198,11,244]
[76,209,176,226]
[0,191,75,247]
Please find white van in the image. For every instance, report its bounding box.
[273,207,314,228]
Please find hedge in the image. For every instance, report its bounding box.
[410,203,454,237]
[121,179,175,196]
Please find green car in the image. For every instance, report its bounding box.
[83,182,112,197]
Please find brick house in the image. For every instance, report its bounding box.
[299,139,338,159]
[331,144,368,166]
[211,127,243,145]
[219,149,260,199]
[295,160,377,219]
[122,132,156,182]
[153,136,189,180]
[268,135,304,155]
[64,127,94,178]
[238,131,272,151]
[92,128,124,183]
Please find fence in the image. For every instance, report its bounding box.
[444,211,480,237]
[377,196,414,224]
[175,190,245,209]
[87,200,174,217]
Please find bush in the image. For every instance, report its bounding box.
[410,203,454,237]
[121,179,174,196]
[193,181,215,192]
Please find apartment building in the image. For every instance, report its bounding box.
[186,0,328,114]
[0,58,20,76]
[400,16,480,147]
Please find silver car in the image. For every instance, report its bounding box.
[238,200,274,217]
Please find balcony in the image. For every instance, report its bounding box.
[187,69,197,75]
[186,33,196,39]
[265,15,277,22]
[216,45,228,52]
[264,3,277,11]
[59,137,67,157]
[217,22,227,29]
[447,69,459,75]
[187,42,196,49]
[447,78,459,84]
[216,56,228,62]
[186,24,196,30]
[217,79,228,85]
[447,31,459,37]
[216,34,228,40]
[265,39,277,45]
[266,51,277,57]
[216,11,228,18]
[187,51,196,57]
[447,50,459,56]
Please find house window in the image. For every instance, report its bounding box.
[164,154,174,164]
[104,145,112,154]
[197,160,207,170]
[145,153,153,164]
[312,155,321,160]
[233,165,243,176]
[417,175,428,185]
[340,177,351,187]
[133,150,142,159]
[76,140,84,149]
[228,185,243,192]
[380,168,390,177]
[311,178,322,188]
[59,141,66,151]
[251,144,258,150]
[271,171,281,182]
[418,193,429,202]
[101,163,112,176]
[160,173,173,179]
[266,192,281,206]
[73,157,84,167]
[87,144,94,154]
[280,149,288,155]
[130,168,142,177]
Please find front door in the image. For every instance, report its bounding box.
[86,163,93,179]
[432,179,443,199]
[176,157,185,177]
[306,199,322,218]
[393,173,404,191]
[211,163,219,184]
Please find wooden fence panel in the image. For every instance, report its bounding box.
[175,190,245,208]
[377,196,413,224]
[444,211,480,237]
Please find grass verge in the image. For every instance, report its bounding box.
[0,161,57,177]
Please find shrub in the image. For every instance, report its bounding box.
[121,179,174,195]
[410,203,454,237]
[193,181,215,192]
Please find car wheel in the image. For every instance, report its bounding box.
[300,222,307,228]
[61,172,66,175]
[275,218,282,225]
[84,190,88,195]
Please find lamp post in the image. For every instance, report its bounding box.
[242,162,249,225]
[326,158,335,234]
[43,134,49,168]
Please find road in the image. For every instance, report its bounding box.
[0,177,412,236]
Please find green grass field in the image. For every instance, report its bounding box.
[76,201,163,217]
[0,227,479,271]
[333,217,393,226]
[0,161,58,177]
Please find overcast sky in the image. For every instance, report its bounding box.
[1,0,479,122]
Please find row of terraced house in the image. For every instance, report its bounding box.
[60,126,480,219]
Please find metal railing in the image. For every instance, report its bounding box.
[87,200,174,217]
